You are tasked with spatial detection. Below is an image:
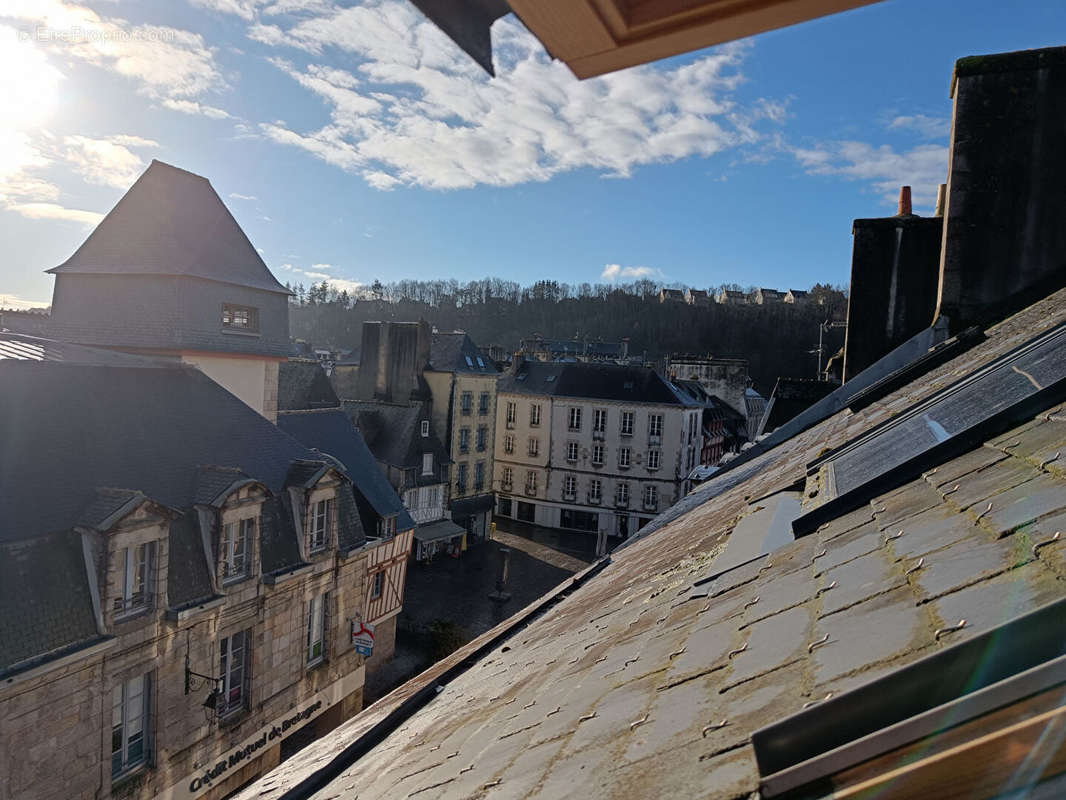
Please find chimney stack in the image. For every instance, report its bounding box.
[934,184,947,217]
[897,186,913,216]
[936,46,1066,329]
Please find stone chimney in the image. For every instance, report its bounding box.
[355,320,431,401]
[936,46,1066,329]
[841,186,944,381]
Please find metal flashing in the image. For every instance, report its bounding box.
[753,595,1066,798]
[794,322,1066,536]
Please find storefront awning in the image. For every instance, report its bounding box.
[413,519,466,544]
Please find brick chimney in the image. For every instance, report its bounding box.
[842,186,944,381]
[936,46,1066,329]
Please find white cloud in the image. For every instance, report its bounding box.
[3,201,104,225]
[303,270,330,279]
[888,114,950,139]
[160,98,233,119]
[247,1,776,191]
[2,1,226,102]
[325,277,362,293]
[792,140,948,209]
[189,0,259,21]
[229,192,257,200]
[309,262,333,270]
[601,264,666,283]
[60,134,158,188]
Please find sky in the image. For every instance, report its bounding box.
[1,0,1064,309]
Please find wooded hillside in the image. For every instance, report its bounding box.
[288,278,848,393]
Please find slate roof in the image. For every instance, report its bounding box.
[0,533,103,677]
[277,409,416,531]
[279,360,341,410]
[343,400,450,474]
[500,361,697,406]
[0,361,327,541]
[236,285,1066,800]
[0,331,167,367]
[430,332,498,374]
[48,160,289,294]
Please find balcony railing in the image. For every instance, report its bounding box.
[614,497,629,509]
[587,493,601,505]
[506,419,515,429]
[524,485,537,497]
[648,434,662,446]
[563,491,576,502]
[592,429,606,441]
[620,428,633,438]
[643,499,659,512]
[501,480,513,492]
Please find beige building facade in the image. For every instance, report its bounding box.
[494,361,700,539]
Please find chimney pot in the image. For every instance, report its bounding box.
[898,186,913,216]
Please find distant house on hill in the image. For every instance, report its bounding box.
[684,288,711,306]
[716,288,748,305]
[784,289,811,304]
[751,287,785,304]
[658,288,685,303]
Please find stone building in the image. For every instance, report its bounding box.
[423,331,500,541]
[750,287,785,304]
[665,354,750,419]
[277,406,416,671]
[674,379,747,466]
[493,359,701,538]
[42,160,291,422]
[0,335,373,800]
[658,287,685,303]
[343,398,463,562]
[715,288,748,305]
[784,289,810,304]
[684,288,712,306]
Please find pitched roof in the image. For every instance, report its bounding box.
[342,400,449,472]
[279,361,341,411]
[429,331,498,374]
[0,331,166,366]
[48,160,289,294]
[500,361,696,406]
[0,360,324,541]
[236,285,1066,800]
[277,409,416,531]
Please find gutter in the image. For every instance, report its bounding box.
[270,554,615,800]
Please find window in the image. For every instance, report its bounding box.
[621,411,634,436]
[644,485,659,507]
[459,427,470,453]
[309,498,334,553]
[593,408,607,433]
[568,407,582,431]
[378,515,396,538]
[592,444,605,465]
[461,392,473,415]
[465,355,473,367]
[114,542,152,616]
[422,452,434,476]
[479,392,490,415]
[420,420,429,437]
[530,404,541,426]
[502,466,513,487]
[615,482,630,506]
[649,414,663,438]
[566,441,579,462]
[475,461,485,491]
[619,447,632,468]
[525,470,538,494]
[506,401,516,425]
[477,425,487,451]
[371,571,385,600]
[307,593,327,666]
[504,434,515,454]
[528,437,539,457]
[457,463,468,492]
[589,479,602,503]
[564,475,577,498]
[647,450,661,470]
[221,303,258,332]
[219,630,249,716]
[476,356,485,368]
[221,518,254,583]
[112,673,150,778]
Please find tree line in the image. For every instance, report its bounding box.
[287,278,849,393]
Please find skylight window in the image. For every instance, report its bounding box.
[794,321,1066,535]
[465,355,474,366]
[476,357,485,367]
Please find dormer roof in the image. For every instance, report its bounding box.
[48,160,289,295]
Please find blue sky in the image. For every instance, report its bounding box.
[1,0,1064,308]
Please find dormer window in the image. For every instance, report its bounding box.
[378,515,396,539]
[114,542,153,617]
[421,420,429,437]
[221,517,255,583]
[309,497,334,553]
[422,453,434,476]
[222,303,259,332]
